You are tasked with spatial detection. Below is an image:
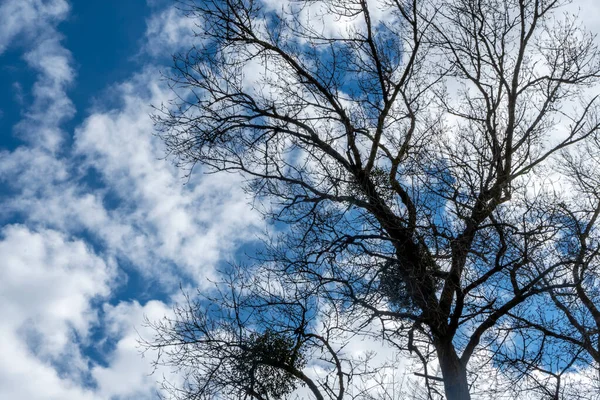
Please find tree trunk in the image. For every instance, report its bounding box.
[436,341,471,400]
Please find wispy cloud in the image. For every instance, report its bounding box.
[0,0,69,54]
[143,6,197,58]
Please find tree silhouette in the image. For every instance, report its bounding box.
[147,0,600,398]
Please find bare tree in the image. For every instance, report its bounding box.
[148,0,600,398]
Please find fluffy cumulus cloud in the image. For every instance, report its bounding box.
[73,72,262,282]
[3,68,262,286]
[91,300,176,400]
[0,225,110,400]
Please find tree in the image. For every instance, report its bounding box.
[147,0,600,398]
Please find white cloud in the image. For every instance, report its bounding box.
[0,225,114,400]
[92,300,175,400]
[72,70,262,285]
[144,6,197,57]
[16,36,75,151]
[0,0,75,151]
[0,0,69,54]
[0,226,113,350]
[2,74,262,291]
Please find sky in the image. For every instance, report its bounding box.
[0,1,264,398]
[2,1,600,399]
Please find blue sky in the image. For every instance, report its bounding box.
[0,1,263,398]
